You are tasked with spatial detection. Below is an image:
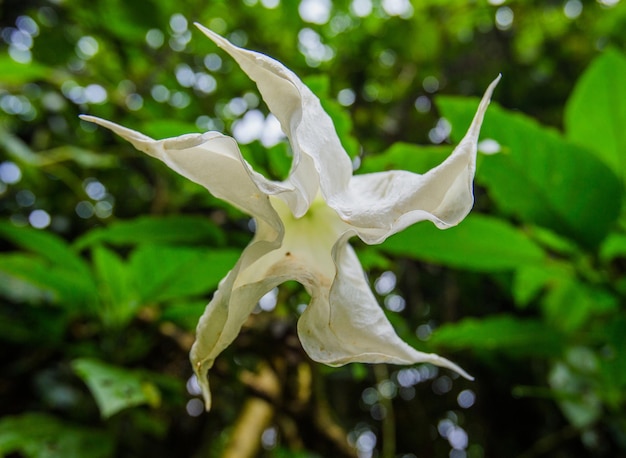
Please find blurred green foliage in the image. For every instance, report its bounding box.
[1,0,626,457]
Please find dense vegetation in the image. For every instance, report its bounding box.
[1,0,626,457]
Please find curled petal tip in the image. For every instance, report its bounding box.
[461,371,475,382]
[432,354,475,381]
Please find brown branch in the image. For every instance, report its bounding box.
[221,397,275,458]
[311,365,358,458]
[221,363,280,458]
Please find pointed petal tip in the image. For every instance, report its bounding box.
[193,21,210,34]
[77,114,156,146]
[79,114,96,123]
[488,73,502,92]
[459,73,501,143]
[459,369,475,382]
[451,366,474,381]
[77,114,112,130]
[427,353,474,381]
[194,22,228,48]
[479,74,501,110]
[79,114,123,134]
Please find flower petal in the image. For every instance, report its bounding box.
[297,235,473,379]
[194,24,353,217]
[79,115,284,230]
[333,75,501,244]
[190,198,345,410]
[190,228,284,410]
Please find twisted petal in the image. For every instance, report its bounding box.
[195,24,353,217]
[79,115,284,231]
[298,235,472,379]
[190,199,344,410]
[333,76,501,244]
[190,219,285,410]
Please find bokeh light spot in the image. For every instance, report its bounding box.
[374,271,396,295]
[169,14,188,34]
[338,88,356,106]
[0,161,22,184]
[75,201,94,219]
[76,36,99,59]
[261,426,278,449]
[457,389,476,409]
[350,0,372,17]
[29,209,51,229]
[186,375,202,395]
[564,0,583,18]
[495,6,514,30]
[146,29,164,48]
[382,0,414,18]
[432,375,453,395]
[384,294,406,312]
[258,287,278,312]
[415,95,432,113]
[186,398,204,417]
[16,190,35,207]
[299,0,332,24]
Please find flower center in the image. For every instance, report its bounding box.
[271,194,346,242]
[269,194,349,278]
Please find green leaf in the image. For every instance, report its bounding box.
[41,145,119,168]
[430,315,563,357]
[549,360,602,428]
[266,142,293,180]
[130,244,240,303]
[74,215,226,251]
[72,358,161,418]
[380,214,545,271]
[359,142,454,175]
[525,225,582,257]
[542,280,618,333]
[355,245,393,271]
[0,297,67,343]
[512,263,571,307]
[160,300,208,330]
[0,56,52,85]
[438,98,623,248]
[599,232,626,262]
[92,245,139,327]
[0,413,114,458]
[564,48,626,183]
[94,0,163,43]
[241,141,292,181]
[0,221,90,275]
[0,253,98,308]
[597,317,626,391]
[0,127,118,169]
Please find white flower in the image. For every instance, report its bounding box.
[81,23,500,411]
